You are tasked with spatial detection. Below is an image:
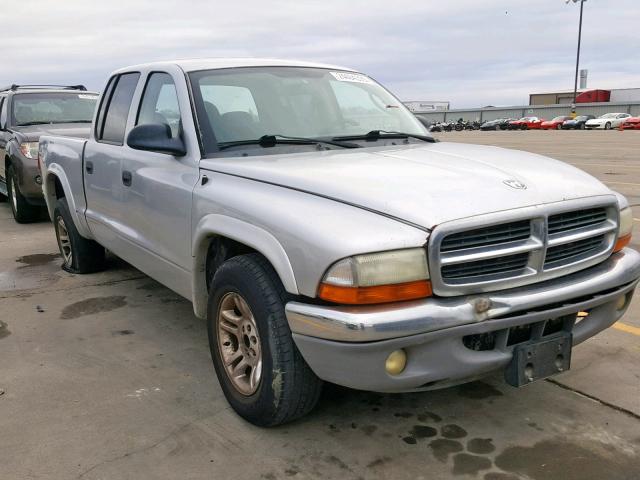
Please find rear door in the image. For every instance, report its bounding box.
[84,72,141,246]
[117,70,200,297]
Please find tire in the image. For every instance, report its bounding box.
[556,124,562,130]
[53,197,106,273]
[580,123,585,130]
[521,124,528,130]
[207,254,322,427]
[7,165,41,223]
[604,122,611,130]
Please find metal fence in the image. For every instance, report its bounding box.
[414,102,640,123]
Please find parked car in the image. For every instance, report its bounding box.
[561,115,595,130]
[480,118,513,131]
[541,116,572,130]
[0,85,98,222]
[585,113,631,130]
[39,59,640,426]
[508,117,545,130]
[619,116,640,130]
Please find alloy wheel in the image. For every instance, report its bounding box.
[9,176,17,213]
[55,216,73,266]
[217,292,263,396]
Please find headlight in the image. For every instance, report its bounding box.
[20,142,39,159]
[614,207,633,252]
[318,248,432,304]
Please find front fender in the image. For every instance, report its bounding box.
[191,214,298,318]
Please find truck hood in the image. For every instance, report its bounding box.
[12,123,91,142]
[200,142,613,230]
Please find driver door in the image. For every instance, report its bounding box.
[119,71,199,298]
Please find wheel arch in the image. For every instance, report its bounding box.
[192,214,299,319]
[43,166,92,237]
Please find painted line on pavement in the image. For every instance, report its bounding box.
[613,322,640,337]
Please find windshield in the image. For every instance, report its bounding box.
[189,67,427,154]
[575,116,588,121]
[599,113,616,119]
[552,116,567,121]
[12,92,98,126]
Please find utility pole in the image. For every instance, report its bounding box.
[567,0,586,117]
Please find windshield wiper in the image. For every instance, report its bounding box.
[217,134,360,151]
[332,130,436,143]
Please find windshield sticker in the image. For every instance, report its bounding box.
[78,94,98,100]
[330,71,374,84]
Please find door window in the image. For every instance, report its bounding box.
[137,72,181,138]
[0,97,7,129]
[98,72,140,144]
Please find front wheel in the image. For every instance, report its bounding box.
[53,197,106,273]
[604,122,611,130]
[7,165,41,223]
[208,254,322,426]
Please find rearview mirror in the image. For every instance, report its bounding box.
[127,123,186,156]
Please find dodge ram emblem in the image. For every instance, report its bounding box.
[503,179,527,190]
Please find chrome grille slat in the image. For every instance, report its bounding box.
[544,235,605,267]
[429,200,618,296]
[442,252,529,279]
[440,220,531,252]
[548,208,608,234]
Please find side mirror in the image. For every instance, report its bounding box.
[127,123,186,156]
[415,116,432,129]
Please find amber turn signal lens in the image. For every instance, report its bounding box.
[613,233,631,253]
[318,280,432,305]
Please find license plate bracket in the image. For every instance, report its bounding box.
[505,332,572,387]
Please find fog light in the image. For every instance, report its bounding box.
[615,294,628,312]
[385,349,407,375]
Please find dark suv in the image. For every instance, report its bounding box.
[0,85,98,222]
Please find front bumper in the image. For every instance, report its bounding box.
[286,248,640,392]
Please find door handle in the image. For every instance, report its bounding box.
[122,170,132,186]
[85,161,93,174]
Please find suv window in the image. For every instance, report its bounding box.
[99,72,140,144]
[11,92,97,126]
[0,96,7,129]
[137,72,181,138]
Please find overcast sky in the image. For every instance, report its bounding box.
[3,0,638,108]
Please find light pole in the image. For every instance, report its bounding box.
[567,0,586,116]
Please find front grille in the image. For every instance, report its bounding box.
[544,235,605,268]
[429,200,617,295]
[548,208,607,234]
[442,252,529,280]
[441,220,531,252]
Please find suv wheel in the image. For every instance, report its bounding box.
[53,197,106,273]
[207,254,322,426]
[7,165,41,223]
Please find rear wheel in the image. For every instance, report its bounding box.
[53,197,106,273]
[208,254,322,426]
[580,123,586,130]
[521,124,528,130]
[7,165,41,223]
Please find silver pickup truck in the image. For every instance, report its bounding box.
[39,59,640,426]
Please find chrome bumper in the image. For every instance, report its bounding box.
[286,248,640,342]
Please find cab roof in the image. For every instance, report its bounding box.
[113,58,357,74]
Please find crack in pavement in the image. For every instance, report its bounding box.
[76,422,195,479]
[546,378,640,421]
[0,274,147,300]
